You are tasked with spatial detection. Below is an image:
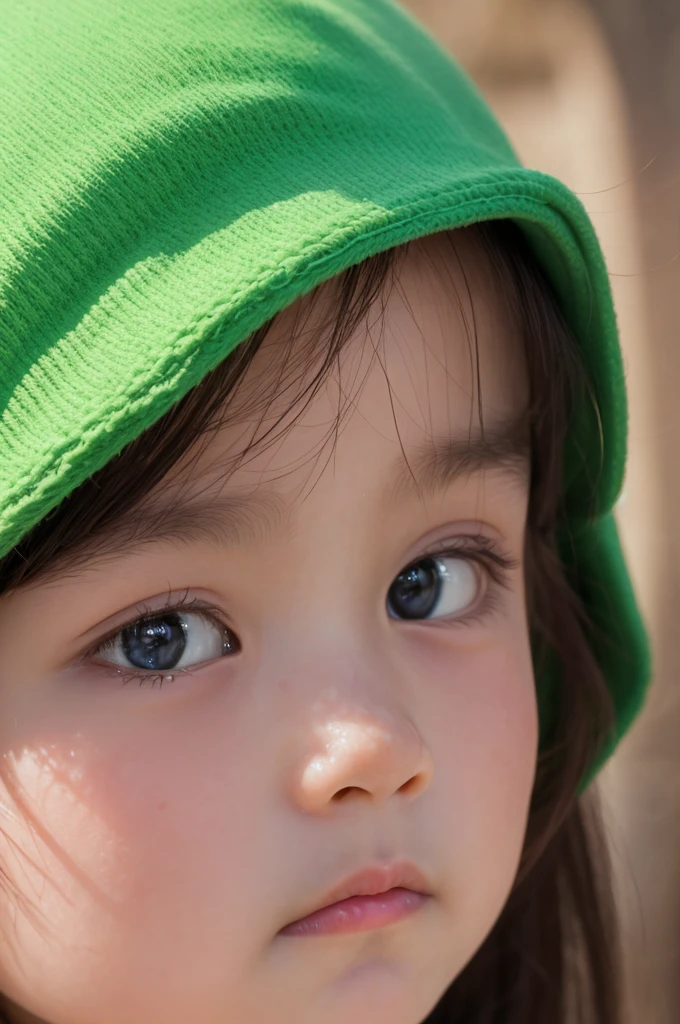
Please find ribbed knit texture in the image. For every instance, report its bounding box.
[0,0,650,782]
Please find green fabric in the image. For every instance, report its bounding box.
[0,0,650,781]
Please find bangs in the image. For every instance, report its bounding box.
[0,220,586,596]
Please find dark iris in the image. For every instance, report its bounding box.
[387,557,442,620]
[120,614,187,670]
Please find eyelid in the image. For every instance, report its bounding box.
[422,534,519,577]
[399,515,518,563]
[83,603,236,690]
[403,535,520,627]
[75,591,225,661]
[73,533,518,665]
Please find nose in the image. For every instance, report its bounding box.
[290,709,435,815]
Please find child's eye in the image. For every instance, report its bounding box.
[94,610,239,675]
[386,545,513,623]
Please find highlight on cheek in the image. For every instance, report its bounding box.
[0,740,127,935]
[0,0,639,1005]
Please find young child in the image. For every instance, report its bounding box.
[0,1,651,1022]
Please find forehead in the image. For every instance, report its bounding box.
[166,229,530,490]
[19,230,532,580]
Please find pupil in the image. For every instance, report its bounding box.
[388,558,441,620]
[121,614,187,670]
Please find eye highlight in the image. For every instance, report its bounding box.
[77,536,516,690]
[386,538,517,625]
[86,597,240,686]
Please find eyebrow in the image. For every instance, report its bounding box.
[43,411,530,581]
[385,411,530,503]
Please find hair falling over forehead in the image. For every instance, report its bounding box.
[0,220,621,1023]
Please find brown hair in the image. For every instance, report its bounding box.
[0,220,620,1023]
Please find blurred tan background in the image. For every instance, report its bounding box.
[402,2,679,1022]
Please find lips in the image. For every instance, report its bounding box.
[282,859,431,928]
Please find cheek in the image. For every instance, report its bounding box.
[418,622,538,918]
[0,692,271,1017]
[94,707,267,912]
[0,735,127,1014]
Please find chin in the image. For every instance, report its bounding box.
[307,958,450,1024]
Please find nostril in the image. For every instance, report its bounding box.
[398,774,426,797]
[332,775,426,802]
[333,786,368,802]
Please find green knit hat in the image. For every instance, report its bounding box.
[0,0,650,783]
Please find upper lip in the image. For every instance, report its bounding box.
[292,860,432,922]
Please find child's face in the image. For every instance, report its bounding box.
[0,233,537,1024]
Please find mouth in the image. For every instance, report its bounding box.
[278,860,432,938]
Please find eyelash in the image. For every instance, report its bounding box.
[83,536,519,688]
[419,535,519,628]
[82,591,228,689]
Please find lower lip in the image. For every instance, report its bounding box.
[279,887,428,937]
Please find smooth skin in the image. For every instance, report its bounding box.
[0,231,537,1024]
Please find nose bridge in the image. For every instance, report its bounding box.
[258,543,434,812]
[276,646,435,814]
